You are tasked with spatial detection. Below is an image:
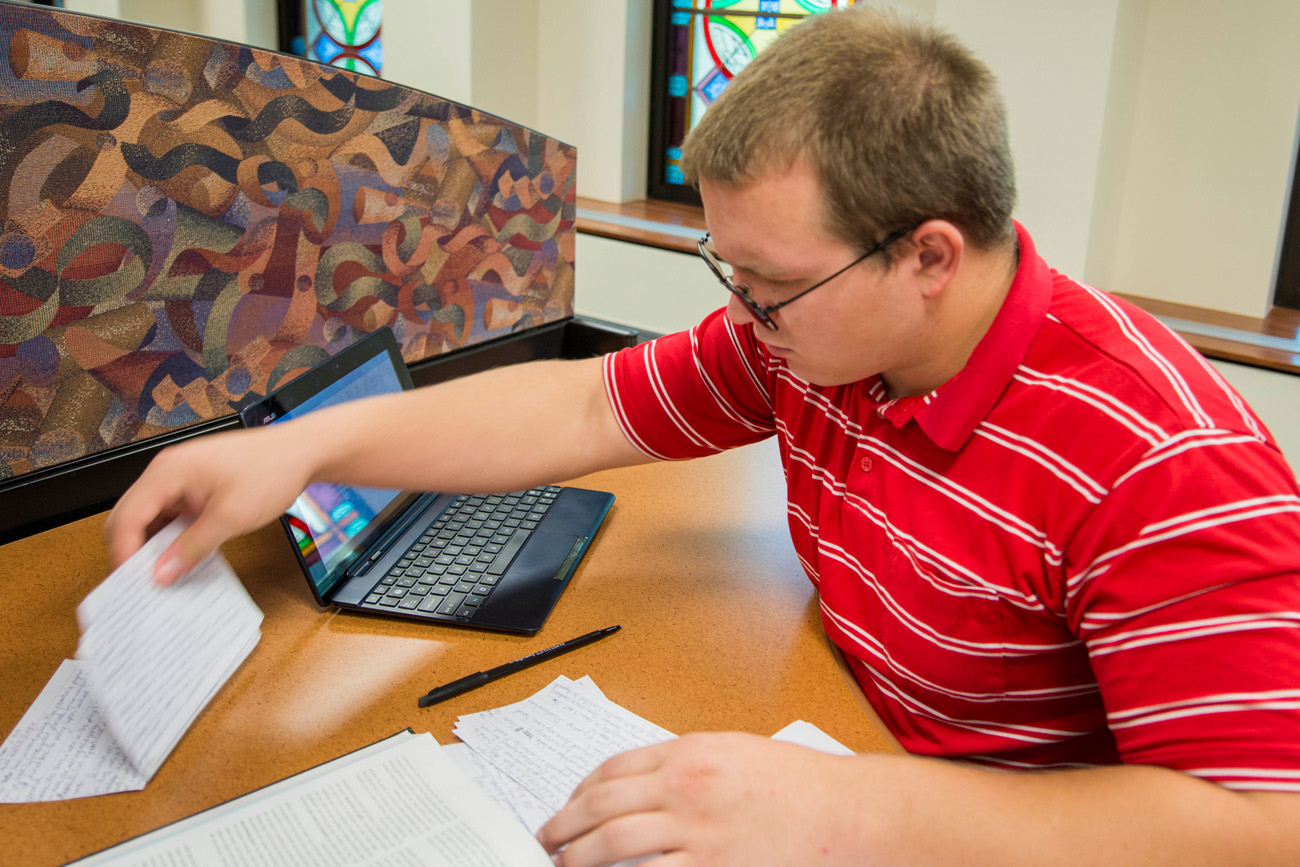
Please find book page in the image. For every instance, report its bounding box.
[72,733,551,867]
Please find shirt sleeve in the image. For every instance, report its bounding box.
[1065,431,1300,792]
[602,307,777,461]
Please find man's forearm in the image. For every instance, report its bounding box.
[301,355,650,494]
[852,753,1300,866]
[105,355,650,578]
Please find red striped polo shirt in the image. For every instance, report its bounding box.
[602,224,1300,791]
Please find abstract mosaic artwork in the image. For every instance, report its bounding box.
[0,3,578,480]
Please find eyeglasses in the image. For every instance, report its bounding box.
[697,225,916,331]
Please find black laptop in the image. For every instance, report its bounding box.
[238,328,615,634]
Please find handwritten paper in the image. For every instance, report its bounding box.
[444,742,554,833]
[447,676,852,847]
[0,521,262,802]
[0,660,147,802]
[453,675,675,813]
[76,520,263,781]
[444,677,620,832]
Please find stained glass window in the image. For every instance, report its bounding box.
[648,0,857,204]
[279,0,383,78]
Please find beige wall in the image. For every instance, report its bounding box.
[68,0,276,48]
[576,236,719,335]
[560,0,1300,322]
[384,0,474,104]
[934,1,1123,280]
[536,0,651,202]
[883,0,1298,318]
[382,0,650,203]
[1095,0,1300,316]
[380,0,543,127]
[1210,361,1300,468]
[61,0,121,20]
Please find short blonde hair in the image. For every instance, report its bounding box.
[679,7,1016,255]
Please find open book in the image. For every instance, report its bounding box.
[71,731,551,866]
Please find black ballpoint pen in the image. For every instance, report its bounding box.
[417,625,622,707]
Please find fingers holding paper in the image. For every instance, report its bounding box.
[537,732,876,867]
[104,424,311,584]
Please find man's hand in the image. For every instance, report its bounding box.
[537,732,875,867]
[103,356,643,586]
[103,423,312,584]
[538,731,1300,867]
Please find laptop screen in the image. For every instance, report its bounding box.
[278,354,404,588]
[243,331,417,597]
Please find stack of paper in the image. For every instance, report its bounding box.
[0,521,262,802]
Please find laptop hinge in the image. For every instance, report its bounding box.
[347,493,438,578]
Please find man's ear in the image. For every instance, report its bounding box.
[908,220,963,299]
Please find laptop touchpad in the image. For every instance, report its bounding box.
[479,531,583,620]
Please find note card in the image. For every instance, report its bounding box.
[76,520,263,781]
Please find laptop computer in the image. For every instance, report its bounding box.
[237,328,615,635]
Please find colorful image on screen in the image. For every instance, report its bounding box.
[272,350,408,591]
[286,480,393,577]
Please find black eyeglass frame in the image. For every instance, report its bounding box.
[697,225,916,330]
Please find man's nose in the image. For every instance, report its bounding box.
[724,292,759,327]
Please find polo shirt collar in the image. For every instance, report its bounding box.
[876,222,1051,452]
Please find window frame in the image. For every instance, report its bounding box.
[1273,137,1300,310]
[647,0,702,206]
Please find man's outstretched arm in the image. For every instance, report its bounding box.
[105,356,650,583]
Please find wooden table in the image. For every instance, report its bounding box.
[0,440,897,866]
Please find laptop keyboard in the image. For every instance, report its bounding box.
[362,486,561,619]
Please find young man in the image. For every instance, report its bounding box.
[108,8,1300,865]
